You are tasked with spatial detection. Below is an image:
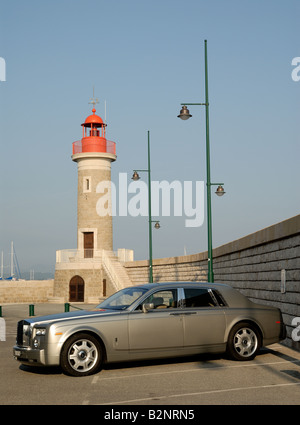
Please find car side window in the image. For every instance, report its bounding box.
[182,288,216,308]
[137,289,178,310]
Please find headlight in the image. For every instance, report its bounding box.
[35,328,46,336]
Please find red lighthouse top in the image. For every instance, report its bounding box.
[72,106,116,156]
[82,108,104,127]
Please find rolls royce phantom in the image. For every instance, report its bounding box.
[13,282,286,376]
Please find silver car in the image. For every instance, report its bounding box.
[13,282,286,376]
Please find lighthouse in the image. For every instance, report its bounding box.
[72,105,116,255]
[53,100,132,303]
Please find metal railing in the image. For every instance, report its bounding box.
[72,140,116,155]
[56,249,103,263]
[0,303,84,318]
[64,303,83,312]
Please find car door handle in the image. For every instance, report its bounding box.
[169,312,197,316]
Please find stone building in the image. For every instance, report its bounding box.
[53,103,133,303]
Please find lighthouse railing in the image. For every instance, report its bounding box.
[72,140,116,155]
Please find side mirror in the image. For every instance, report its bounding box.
[142,303,154,313]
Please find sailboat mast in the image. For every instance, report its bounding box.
[11,241,14,277]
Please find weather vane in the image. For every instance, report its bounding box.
[89,87,99,108]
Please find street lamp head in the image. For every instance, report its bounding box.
[154,221,160,229]
[215,185,225,196]
[177,105,192,120]
[131,171,140,181]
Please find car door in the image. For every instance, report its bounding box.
[128,288,184,351]
[180,287,226,348]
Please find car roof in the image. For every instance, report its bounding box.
[135,282,231,290]
[132,281,251,308]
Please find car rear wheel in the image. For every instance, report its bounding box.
[60,333,103,376]
[227,322,261,361]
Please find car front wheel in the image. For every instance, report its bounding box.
[227,322,261,361]
[60,333,103,376]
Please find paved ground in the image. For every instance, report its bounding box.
[1,303,300,406]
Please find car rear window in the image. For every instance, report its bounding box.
[183,288,216,308]
[211,290,226,307]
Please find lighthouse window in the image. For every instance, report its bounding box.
[83,177,91,193]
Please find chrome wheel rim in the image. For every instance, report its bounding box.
[67,339,98,373]
[233,328,258,358]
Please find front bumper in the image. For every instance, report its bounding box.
[13,345,46,366]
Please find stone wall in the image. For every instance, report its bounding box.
[0,268,116,305]
[0,280,54,304]
[53,267,116,303]
[124,215,300,351]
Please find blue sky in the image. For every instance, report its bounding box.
[0,0,299,275]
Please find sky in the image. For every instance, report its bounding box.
[0,0,299,277]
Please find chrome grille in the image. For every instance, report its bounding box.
[17,320,24,345]
[16,320,31,346]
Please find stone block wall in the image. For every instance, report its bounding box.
[53,267,117,303]
[0,280,54,304]
[125,254,207,285]
[76,157,114,252]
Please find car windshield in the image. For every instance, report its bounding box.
[96,287,148,310]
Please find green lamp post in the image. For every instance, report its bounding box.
[132,131,160,283]
[178,40,225,283]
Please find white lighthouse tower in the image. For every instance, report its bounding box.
[72,103,116,255]
[54,99,132,303]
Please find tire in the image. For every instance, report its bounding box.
[226,322,261,361]
[60,333,103,377]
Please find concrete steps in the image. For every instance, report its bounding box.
[102,251,134,291]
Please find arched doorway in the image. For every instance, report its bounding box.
[69,276,85,302]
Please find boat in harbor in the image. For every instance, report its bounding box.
[0,242,21,280]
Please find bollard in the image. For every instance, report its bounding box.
[64,303,70,312]
[29,304,35,316]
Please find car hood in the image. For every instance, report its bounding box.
[25,308,122,326]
